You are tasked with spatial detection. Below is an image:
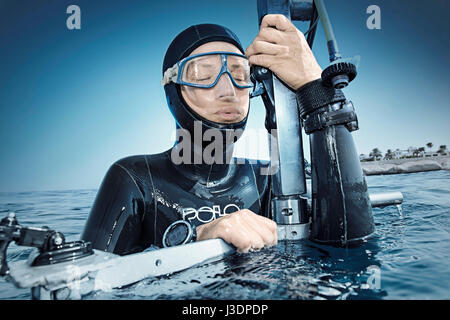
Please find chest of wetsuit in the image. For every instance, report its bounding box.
[81,149,271,255]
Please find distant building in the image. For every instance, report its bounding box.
[392,149,407,159]
[388,147,422,159]
[424,152,441,157]
[407,146,416,155]
[362,146,447,162]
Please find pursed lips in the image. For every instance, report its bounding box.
[215,106,241,115]
[215,107,242,120]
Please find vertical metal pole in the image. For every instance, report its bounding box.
[256,0,310,240]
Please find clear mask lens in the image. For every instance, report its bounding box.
[180,53,251,87]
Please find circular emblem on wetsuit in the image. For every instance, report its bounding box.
[162,220,196,248]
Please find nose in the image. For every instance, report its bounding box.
[215,72,236,98]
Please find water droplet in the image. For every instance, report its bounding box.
[396,204,403,216]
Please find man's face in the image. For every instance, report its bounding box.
[181,41,250,124]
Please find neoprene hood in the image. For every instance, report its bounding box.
[162,24,249,138]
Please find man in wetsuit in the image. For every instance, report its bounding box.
[81,15,328,254]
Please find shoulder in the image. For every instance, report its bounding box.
[112,151,170,175]
[102,150,171,197]
[114,153,161,168]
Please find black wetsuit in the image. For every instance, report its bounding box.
[81,149,271,255]
[81,24,272,255]
[81,22,374,253]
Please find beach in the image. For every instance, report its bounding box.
[361,155,450,176]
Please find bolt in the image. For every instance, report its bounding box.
[282,208,293,216]
[54,236,63,246]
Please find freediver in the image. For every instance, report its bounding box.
[81,14,349,254]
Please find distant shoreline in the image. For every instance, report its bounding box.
[361,155,450,176]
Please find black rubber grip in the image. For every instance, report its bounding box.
[296,79,346,119]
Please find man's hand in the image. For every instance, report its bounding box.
[195,209,278,253]
[245,14,322,90]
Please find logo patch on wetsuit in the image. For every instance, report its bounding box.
[182,204,240,223]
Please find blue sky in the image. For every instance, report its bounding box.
[0,0,449,192]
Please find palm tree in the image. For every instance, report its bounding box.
[426,142,433,153]
[384,149,393,160]
[370,148,382,161]
[438,145,447,155]
[418,147,425,157]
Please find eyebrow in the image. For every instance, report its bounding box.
[229,63,246,69]
[198,63,215,68]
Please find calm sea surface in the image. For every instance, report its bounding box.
[1,170,449,300]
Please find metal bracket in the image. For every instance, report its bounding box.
[303,100,359,134]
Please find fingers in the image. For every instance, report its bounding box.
[245,209,278,236]
[258,27,285,44]
[220,212,265,253]
[234,221,265,253]
[247,53,275,70]
[260,14,296,32]
[195,209,278,253]
[246,40,288,59]
[228,210,277,252]
[245,39,282,69]
[245,27,287,61]
[242,209,278,246]
[240,211,276,248]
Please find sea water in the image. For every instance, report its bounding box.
[1,170,449,300]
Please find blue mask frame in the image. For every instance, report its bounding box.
[162,51,253,89]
